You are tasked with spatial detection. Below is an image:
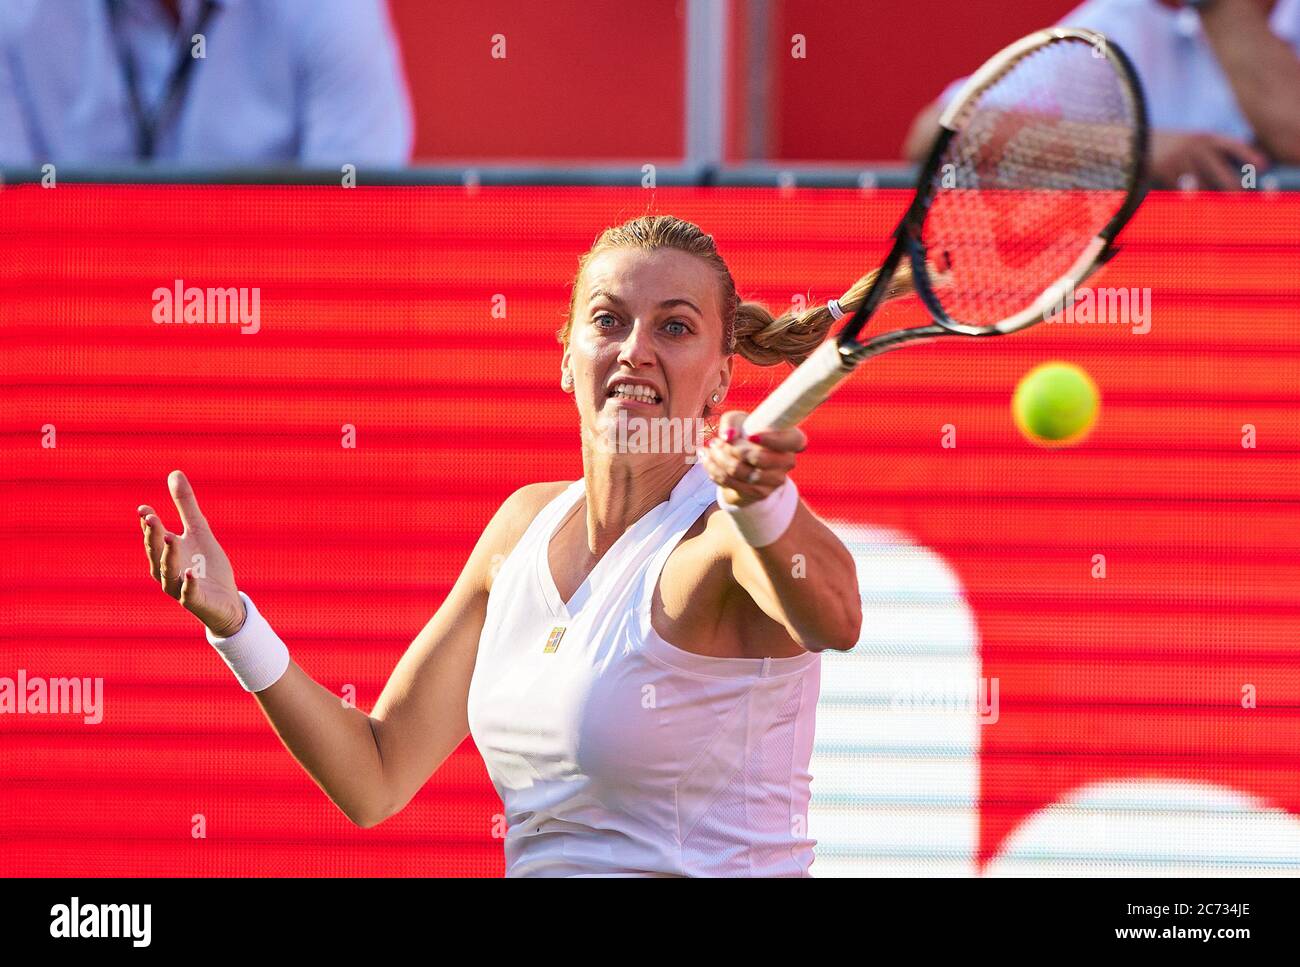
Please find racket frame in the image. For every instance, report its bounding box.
[743,27,1149,435]
[909,27,1150,339]
[869,26,1150,352]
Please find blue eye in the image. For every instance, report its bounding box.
[593,313,690,336]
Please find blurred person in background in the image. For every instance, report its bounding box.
[0,0,412,167]
[904,0,1300,189]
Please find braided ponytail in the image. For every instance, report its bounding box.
[732,261,918,366]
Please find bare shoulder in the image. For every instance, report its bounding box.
[480,480,573,558]
[499,480,572,525]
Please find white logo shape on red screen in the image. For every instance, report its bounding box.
[809,523,1300,877]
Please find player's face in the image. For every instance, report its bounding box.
[564,247,731,448]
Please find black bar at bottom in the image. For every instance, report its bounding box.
[0,875,1289,954]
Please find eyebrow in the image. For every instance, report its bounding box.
[587,289,703,316]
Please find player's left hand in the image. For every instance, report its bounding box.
[697,411,806,508]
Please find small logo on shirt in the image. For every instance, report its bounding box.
[543,626,566,654]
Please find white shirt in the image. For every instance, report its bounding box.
[0,0,412,165]
[939,0,1300,142]
[467,461,823,877]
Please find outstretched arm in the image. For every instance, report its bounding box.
[696,413,862,652]
[136,472,552,828]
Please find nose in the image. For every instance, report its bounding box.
[616,319,656,369]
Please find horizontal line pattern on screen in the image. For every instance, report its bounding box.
[2,186,1298,877]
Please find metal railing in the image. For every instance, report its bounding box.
[3,163,1298,189]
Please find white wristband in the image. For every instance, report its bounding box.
[204,592,291,692]
[717,477,799,547]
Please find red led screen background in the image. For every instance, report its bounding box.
[3,186,1299,875]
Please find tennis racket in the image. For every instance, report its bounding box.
[742,26,1149,436]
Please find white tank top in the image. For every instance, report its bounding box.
[467,461,822,877]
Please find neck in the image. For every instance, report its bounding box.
[578,437,691,557]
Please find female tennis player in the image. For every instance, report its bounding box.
[137,215,905,877]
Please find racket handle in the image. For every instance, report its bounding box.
[742,340,856,435]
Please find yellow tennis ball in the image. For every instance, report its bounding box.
[1012,362,1100,446]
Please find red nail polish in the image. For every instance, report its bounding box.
[724,427,738,443]
[749,432,764,446]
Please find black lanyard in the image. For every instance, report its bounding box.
[104,0,218,160]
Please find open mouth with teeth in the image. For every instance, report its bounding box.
[608,384,662,404]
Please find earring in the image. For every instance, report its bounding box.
[562,375,573,390]
[711,392,720,403]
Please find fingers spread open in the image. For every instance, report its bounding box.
[168,470,209,535]
[158,531,183,597]
[179,567,203,611]
[142,514,166,582]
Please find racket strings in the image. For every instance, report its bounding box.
[923,37,1140,327]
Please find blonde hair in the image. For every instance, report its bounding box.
[558,213,916,367]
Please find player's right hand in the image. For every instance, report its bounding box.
[137,470,246,637]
